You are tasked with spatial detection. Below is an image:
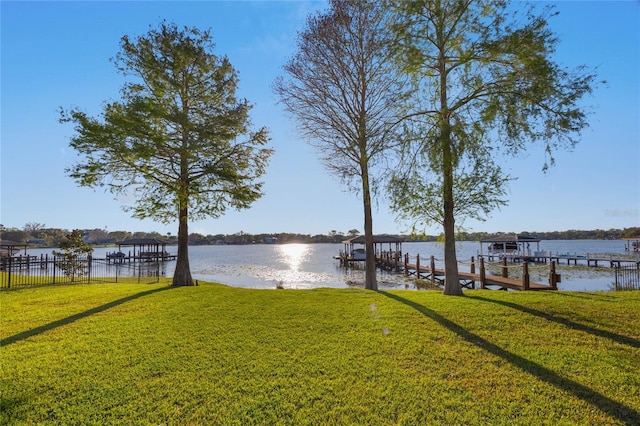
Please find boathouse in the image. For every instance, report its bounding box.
[0,240,27,257]
[107,238,175,263]
[340,235,404,261]
[480,234,542,257]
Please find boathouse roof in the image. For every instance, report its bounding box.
[116,238,171,251]
[0,239,27,247]
[342,235,405,244]
[0,240,28,256]
[480,233,541,243]
[117,238,170,245]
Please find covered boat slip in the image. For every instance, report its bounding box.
[0,240,28,270]
[481,233,543,260]
[337,235,404,265]
[0,240,27,258]
[106,238,176,263]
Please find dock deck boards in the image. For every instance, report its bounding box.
[404,263,555,291]
[487,254,639,268]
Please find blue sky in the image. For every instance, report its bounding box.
[1,1,638,237]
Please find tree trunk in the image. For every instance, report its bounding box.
[438,45,462,296]
[442,196,462,295]
[441,123,462,295]
[172,205,194,286]
[362,166,377,291]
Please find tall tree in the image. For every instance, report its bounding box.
[60,22,272,286]
[388,0,599,295]
[274,0,407,290]
[24,222,46,233]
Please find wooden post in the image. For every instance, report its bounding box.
[470,256,475,289]
[416,254,421,279]
[404,253,408,276]
[549,261,557,290]
[480,256,486,289]
[502,257,508,278]
[522,261,530,290]
[430,255,436,286]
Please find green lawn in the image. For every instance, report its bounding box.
[1,282,639,425]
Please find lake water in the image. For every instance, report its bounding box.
[26,240,638,291]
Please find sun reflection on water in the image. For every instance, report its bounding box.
[277,243,309,272]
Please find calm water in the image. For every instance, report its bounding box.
[26,240,637,291]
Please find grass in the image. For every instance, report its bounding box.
[1,282,639,425]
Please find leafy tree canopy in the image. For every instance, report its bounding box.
[60,22,272,286]
[386,0,601,294]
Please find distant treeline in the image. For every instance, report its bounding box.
[1,224,638,248]
[418,227,640,242]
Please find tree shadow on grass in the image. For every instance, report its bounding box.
[466,295,640,349]
[1,286,174,347]
[379,291,640,426]
[552,291,620,302]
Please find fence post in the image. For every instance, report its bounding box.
[480,257,486,289]
[53,255,57,284]
[416,254,421,279]
[7,256,12,288]
[88,254,92,283]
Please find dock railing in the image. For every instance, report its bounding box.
[402,254,558,290]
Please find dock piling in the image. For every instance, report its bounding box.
[522,261,530,290]
[430,255,436,286]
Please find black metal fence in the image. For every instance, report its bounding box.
[1,254,164,289]
[614,264,640,291]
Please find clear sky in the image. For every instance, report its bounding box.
[1,0,639,237]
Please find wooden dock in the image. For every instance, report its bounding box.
[340,248,638,291]
[375,253,558,291]
[484,253,640,268]
[403,255,557,291]
[105,251,177,264]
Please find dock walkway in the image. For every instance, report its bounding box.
[485,253,639,268]
[374,253,558,291]
[403,262,554,291]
